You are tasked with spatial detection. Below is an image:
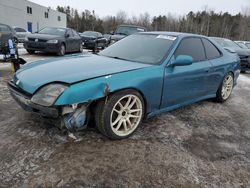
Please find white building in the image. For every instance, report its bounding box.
[0,0,66,32]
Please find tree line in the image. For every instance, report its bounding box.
[57,6,250,40]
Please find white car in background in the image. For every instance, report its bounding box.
[13,27,30,43]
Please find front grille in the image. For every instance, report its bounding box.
[239,55,249,60]
[27,45,46,49]
[28,38,47,42]
[38,39,47,42]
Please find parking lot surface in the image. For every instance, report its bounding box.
[0,49,250,187]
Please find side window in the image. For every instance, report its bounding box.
[97,33,102,38]
[202,38,221,59]
[15,28,26,32]
[66,30,73,37]
[72,30,79,37]
[175,38,206,62]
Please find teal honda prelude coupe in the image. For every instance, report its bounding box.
[8,32,240,139]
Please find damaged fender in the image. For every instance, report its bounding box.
[54,66,164,114]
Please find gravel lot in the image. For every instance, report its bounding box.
[0,48,250,187]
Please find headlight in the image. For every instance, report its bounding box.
[31,84,68,106]
[47,39,58,44]
[24,37,28,41]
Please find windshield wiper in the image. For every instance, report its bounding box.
[111,56,129,61]
[115,32,128,36]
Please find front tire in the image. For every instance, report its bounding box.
[215,72,234,102]
[93,43,98,53]
[57,44,65,56]
[95,90,145,140]
[79,43,83,53]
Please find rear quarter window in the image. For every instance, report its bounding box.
[202,38,221,59]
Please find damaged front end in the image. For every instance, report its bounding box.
[61,104,88,131]
[8,80,91,131]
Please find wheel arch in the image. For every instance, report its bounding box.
[89,87,148,118]
[109,87,147,113]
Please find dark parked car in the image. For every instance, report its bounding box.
[103,34,111,44]
[0,23,18,53]
[9,32,240,139]
[24,27,83,56]
[80,31,107,51]
[13,27,30,43]
[110,25,146,44]
[211,37,250,73]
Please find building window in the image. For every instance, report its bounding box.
[58,16,61,21]
[27,6,32,14]
[45,12,49,18]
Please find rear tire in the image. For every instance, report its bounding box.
[95,89,145,140]
[57,44,65,56]
[215,72,234,103]
[13,37,18,46]
[79,43,83,53]
[93,43,98,53]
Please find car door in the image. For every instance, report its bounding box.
[71,29,81,51]
[161,37,212,108]
[65,29,74,52]
[202,38,224,94]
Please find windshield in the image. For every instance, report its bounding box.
[245,43,250,49]
[39,27,66,36]
[115,26,145,36]
[0,24,11,34]
[99,34,175,64]
[236,42,249,49]
[212,37,240,48]
[82,31,98,37]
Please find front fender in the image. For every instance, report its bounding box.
[55,66,164,114]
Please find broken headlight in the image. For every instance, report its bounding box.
[31,84,68,107]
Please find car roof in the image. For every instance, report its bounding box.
[235,40,250,43]
[139,31,205,37]
[0,23,10,27]
[209,36,232,40]
[118,24,146,29]
[42,26,70,30]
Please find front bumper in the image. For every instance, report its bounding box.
[8,81,59,118]
[24,41,60,53]
[240,56,250,71]
[83,41,95,49]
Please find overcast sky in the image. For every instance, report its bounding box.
[29,0,250,17]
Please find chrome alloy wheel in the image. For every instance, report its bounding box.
[221,74,233,100]
[110,94,143,137]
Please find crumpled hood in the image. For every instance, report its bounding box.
[27,33,61,40]
[14,54,152,94]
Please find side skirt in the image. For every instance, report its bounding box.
[147,94,216,118]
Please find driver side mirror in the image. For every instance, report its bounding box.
[65,33,70,38]
[171,55,193,67]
